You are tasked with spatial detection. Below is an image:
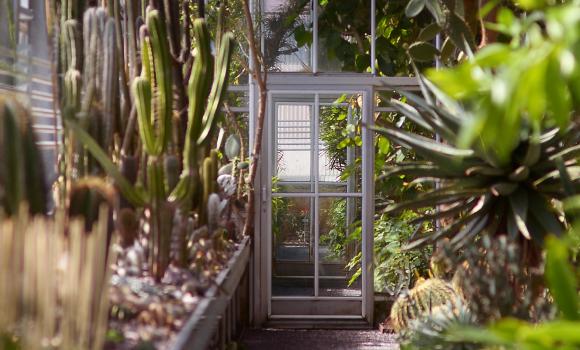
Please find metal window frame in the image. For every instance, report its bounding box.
[257,0,377,75]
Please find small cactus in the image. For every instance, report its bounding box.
[390,278,461,333]
[68,177,116,232]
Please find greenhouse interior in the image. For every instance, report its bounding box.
[0,0,579,349]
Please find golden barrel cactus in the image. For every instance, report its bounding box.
[390,278,461,332]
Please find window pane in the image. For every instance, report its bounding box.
[317,0,372,73]
[273,94,315,193]
[272,197,315,296]
[264,0,312,72]
[318,197,362,297]
[318,93,362,193]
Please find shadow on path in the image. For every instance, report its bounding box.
[239,329,399,350]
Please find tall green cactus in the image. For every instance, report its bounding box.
[133,9,173,157]
[169,20,233,206]
[63,5,234,280]
[0,97,47,215]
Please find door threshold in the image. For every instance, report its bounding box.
[265,317,371,329]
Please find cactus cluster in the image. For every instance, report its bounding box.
[54,2,236,281]
[390,278,461,332]
[444,235,553,323]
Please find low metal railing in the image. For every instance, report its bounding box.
[173,236,251,350]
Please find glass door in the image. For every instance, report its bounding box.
[268,91,368,319]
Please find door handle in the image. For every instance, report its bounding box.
[261,186,267,203]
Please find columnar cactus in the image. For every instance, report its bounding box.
[133,9,173,157]
[59,3,234,280]
[0,98,47,216]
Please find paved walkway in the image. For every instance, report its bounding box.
[239,329,399,350]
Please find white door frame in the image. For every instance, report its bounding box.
[256,83,375,324]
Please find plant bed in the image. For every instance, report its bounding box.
[172,235,250,350]
[105,236,250,350]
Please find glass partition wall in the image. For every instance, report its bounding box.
[260,0,376,74]
[267,90,370,319]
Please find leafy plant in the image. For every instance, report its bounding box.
[319,94,431,293]
[372,212,432,294]
[372,70,577,255]
[426,2,580,161]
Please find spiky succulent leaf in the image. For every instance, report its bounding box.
[65,118,146,207]
[375,74,577,252]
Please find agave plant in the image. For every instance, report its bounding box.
[399,299,478,350]
[372,73,579,253]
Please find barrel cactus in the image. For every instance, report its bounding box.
[390,278,461,332]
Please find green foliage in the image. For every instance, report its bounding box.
[372,70,577,252]
[319,94,362,173]
[319,94,431,294]
[316,0,430,75]
[545,236,579,320]
[372,212,432,294]
[261,0,428,75]
[404,0,477,61]
[426,2,580,161]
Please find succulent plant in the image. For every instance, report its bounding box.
[373,73,579,254]
[442,235,554,323]
[63,5,234,280]
[390,278,462,332]
[0,97,47,216]
[399,299,479,350]
[0,207,113,350]
[53,0,235,281]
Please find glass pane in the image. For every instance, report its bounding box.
[264,0,312,72]
[317,0,372,73]
[273,95,315,193]
[318,93,362,193]
[318,197,362,297]
[272,197,315,296]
